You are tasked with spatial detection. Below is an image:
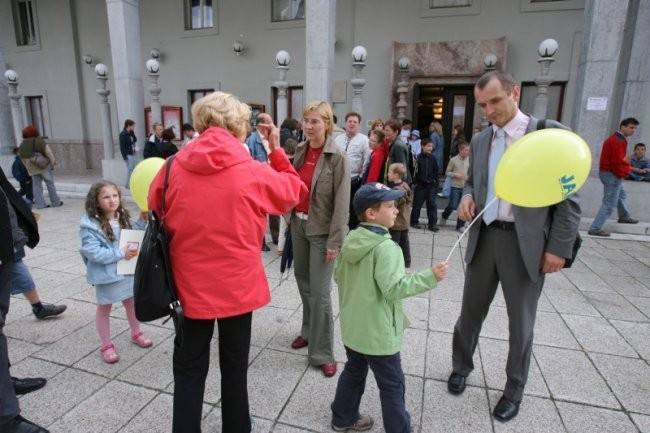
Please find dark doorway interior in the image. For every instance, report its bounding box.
[412,84,477,165]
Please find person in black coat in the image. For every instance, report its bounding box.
[409,138,439,231]
[11,147,33,203]
[0,166,49,432]
[160,128,180,159]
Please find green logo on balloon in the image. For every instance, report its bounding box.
[560,175,576,198]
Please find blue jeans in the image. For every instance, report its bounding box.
[590,171,632,231]
[442,187,465,229]
[125,155,136,189]
[410,184,437,227]
[32,167,61,209]
[331,346,410,433]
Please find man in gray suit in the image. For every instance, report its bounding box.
[447,71,580,422]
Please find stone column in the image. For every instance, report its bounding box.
[618,0,650,147]
[4,72,23,149]
[305,0,336,103]
[95,64,114,160]
[275,51,290,125]
[0,46,17,156]
[396,57,410,122]
[106,0,145,150]
[350,46,367,119]
[532,39,558,120]
[572,0,630,170]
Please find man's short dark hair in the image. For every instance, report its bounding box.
[421,137,433,147]
[476,71,517,94]
[123,119,135,129]
[345,112,361,122]
[182,123,194,132]
[384,119,402,132]
[620,117,640,128]
[402,119,412,127]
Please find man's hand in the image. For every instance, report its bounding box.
[457,195,475,222]
[540,252,566,273]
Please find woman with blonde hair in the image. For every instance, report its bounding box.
[148,91,305,433]
[289,101,350,377]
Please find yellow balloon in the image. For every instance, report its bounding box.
[495,129,591,207]
[129,157,165,211]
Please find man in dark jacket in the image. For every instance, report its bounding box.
[119,119,137,189]
[0,166,49,432]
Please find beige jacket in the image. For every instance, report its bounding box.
[445,154,469,189]
[19,137,56,176]
[292,136,350,250]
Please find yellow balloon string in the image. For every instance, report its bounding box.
[445,196,498,263]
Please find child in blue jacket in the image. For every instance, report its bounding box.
[80,180,152,363]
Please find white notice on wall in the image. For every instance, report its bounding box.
[586,97,608,111]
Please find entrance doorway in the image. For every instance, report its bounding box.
[412,84,478,165]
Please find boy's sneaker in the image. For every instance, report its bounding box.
[618,217,638,224]
[427,225,440,232]
[332,414,374,432]
[440,218,447,226]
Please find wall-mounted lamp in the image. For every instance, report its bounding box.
[95,63,108,77]
[538,38,559,58]
[276,50,291,67]
[398,56,410,72]
[150,48,161,59]
[351,45,368,63]
[4,69,19,83]
[145,58,160,74]
[483,53,497,70]
[233,41,245,56]
[83,54,94,65]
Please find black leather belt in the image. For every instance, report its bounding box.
[485,220,515,231]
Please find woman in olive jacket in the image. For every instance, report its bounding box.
[288,101,350,377]
[18,125,62,209]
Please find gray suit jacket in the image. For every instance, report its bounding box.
[463,116,581,283]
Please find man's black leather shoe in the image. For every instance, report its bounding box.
[493,396,520,422]
[447,372,466,395]
[12,376,47,395]
[0,415,49,432]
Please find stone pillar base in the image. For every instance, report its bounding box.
[101,158,127,186]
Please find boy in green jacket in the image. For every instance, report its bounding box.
[330,182,448,432]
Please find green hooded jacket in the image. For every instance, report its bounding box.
[334,223,437,356]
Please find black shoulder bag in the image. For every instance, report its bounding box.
[537,119,582,268]
[133,156,184,338]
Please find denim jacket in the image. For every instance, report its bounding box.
[79,214,145,285]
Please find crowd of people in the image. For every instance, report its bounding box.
[1,70,646,432]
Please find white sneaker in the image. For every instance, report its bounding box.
[441,218,447,226]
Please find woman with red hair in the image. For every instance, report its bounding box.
[17,126,62,209]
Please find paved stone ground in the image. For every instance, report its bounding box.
[7,191,650,432]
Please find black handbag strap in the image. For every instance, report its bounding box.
[160,155,175,220]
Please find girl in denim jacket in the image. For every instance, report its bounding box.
[80,181,152,363]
